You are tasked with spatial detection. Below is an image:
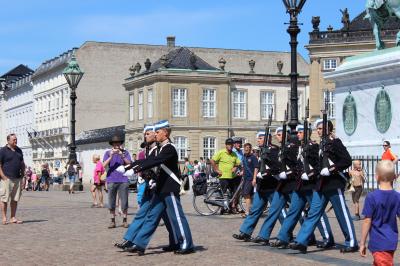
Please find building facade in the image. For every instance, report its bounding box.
[307,11,400,121]
[124,47,309,161]
[0,65,34,166]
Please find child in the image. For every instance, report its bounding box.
[360,160,400,265]
[349,160,365,221]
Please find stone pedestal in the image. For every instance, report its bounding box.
[325,47,400,156]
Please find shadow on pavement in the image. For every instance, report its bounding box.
[22,219,48,224]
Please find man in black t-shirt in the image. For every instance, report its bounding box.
[0,134,26,225]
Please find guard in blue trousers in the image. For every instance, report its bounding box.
[252,126,301,245]
[290,119,358,254]
[270,124,334,249]
[114,124,178,252]
[232,131,285,244]
[120,120,194,255]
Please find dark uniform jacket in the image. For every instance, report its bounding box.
[131,141,181,195]
[317,137,352,192]
[257,144,281,193]
[278,139,302,194]
[298,141,320,191]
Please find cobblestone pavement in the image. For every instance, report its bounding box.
[0,190,398,266]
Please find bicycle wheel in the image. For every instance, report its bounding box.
[238,195,269,216]
[192,188,223,216]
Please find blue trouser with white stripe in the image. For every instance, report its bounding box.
[295,189,357,248]
[123,191,177,247]
[240,190,285,235]
[133,192,194,250]
[276,190,334,243]
[257,191,290,240]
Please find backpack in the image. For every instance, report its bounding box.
[67,164,76,176]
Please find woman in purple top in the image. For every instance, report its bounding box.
[103,135,132,229]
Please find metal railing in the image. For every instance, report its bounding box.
[351,156,399,191]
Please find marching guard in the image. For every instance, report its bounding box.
[114,124,178,252]
[232,130,285,243]
[290,119,358,254]
[270,124,334,249]
[118,120,194,255]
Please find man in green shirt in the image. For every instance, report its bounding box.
[210,138,241,205]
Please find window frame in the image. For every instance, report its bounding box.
[129,93,134,121]
[203,136,216,159]
[232,90,247,119]
[173,136,188,161]
[202,88,216,118]
[171,88,187,117]
[323,58,337,71]
[260,90,275,120]
[138,90,143,120]
[147,88,153,118]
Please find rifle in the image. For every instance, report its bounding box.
[302,99,310,174]
[280,104,289,172]
[259,107,273,176]
[319,91,330,188]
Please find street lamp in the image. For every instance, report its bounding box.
[282,0,307,135]
[63,55,84,163]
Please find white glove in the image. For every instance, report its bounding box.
[116,165,126,174]
[320,167,330,176]
[149,179,157,189]
[279,171,287,180]
[301,173,309,181]
[123,169,134,178]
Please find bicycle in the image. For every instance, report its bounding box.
[193,177,247,216]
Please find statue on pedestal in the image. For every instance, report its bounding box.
[365,0,400,49]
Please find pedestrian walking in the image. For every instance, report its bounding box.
[240,143,258,217]
[40,164,50,191]
[66,159,78,194]
[103,135,132,229]
[25,167,32,191]
[91,154,105,208]
[349,160,365,221]
[359,160,400,266]
[0,134,26,225]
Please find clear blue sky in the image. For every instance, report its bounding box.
[0,0,365,74]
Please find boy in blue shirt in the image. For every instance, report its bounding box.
[360,160,400,265]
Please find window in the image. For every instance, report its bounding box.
[138,91,143,120]
[202,89,216,118]
[203,137,216,159]
[147,89,153,118]
[324,91,335,119]
[174,136,187,161]
[260,91,274,119]
[323,59,337,70]
[232,91,246,119]
[172,88,187,117]
[129,94,134,121]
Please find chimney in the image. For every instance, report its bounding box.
[167,36,176,48]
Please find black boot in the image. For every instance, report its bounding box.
[270,240,289,249]
[232,232,252,241]
[289,242,307,254]
[251,236,269,246]
[340,246,359,253]
[124,245,145,256]
[316,241,335,249]
[114,240,133,249]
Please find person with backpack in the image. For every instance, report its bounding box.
[40,164,50,191]
[66,159,78,194]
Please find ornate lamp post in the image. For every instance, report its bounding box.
[282,0,307,135]
[63,55,84,163]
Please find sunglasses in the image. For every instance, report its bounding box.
[383,145,389,147]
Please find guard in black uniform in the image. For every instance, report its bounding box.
[232,131,285,243]
[270,125,334,249]
[290,119,358,254]
[119,120,194,255]
[252,127,300,244]
[114,124,178,251]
